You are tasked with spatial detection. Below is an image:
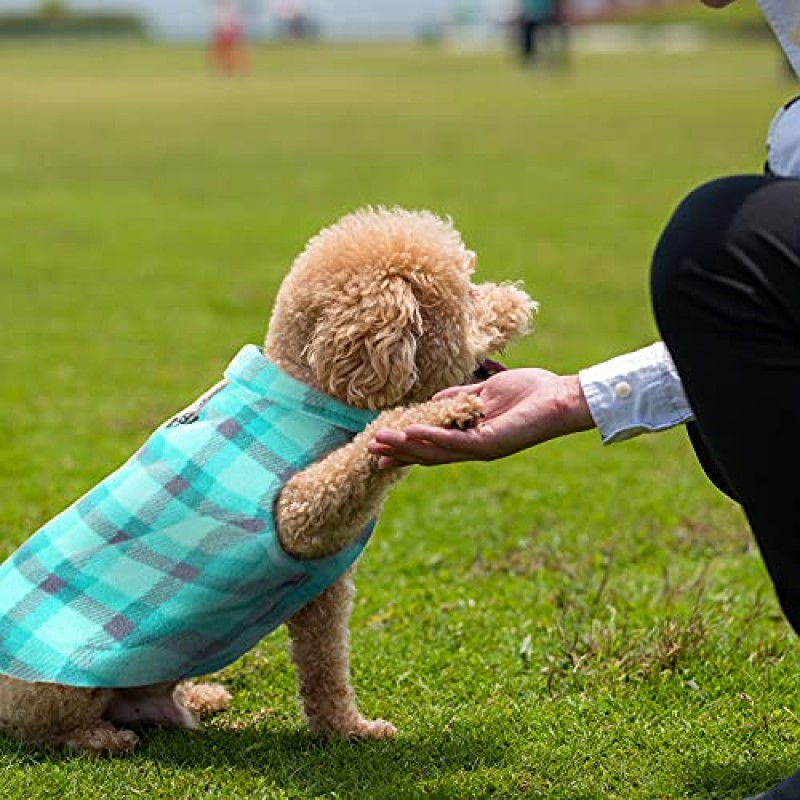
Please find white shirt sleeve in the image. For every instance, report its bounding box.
[578,342,694,444]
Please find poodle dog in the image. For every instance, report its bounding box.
[0,208,534,755]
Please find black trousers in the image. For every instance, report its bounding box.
[651,175,800,635]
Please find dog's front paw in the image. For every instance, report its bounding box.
[428,393,484,431]
[309,715,397,740]
[345,717,397,740]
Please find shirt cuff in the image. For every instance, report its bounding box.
[578,342,694,445]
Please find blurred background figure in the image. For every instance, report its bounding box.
[515,0,570,69]
[273,0,314,40]
[210,0,250,74]
[516,0,547,65]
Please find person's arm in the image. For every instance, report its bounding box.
[367,342,693,467]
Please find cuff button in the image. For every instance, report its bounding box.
[614,381,632,399]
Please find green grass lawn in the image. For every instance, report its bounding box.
[0,38,798,799]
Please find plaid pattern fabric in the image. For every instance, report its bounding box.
[0,345,379,688]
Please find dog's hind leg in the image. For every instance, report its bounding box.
[0,677,135,756]
[176,681,232,716]
[287,569,396,739]
[54,720,139,756]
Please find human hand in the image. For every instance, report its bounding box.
[367,368,595,468]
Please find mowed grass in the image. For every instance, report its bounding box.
[0,38,798,799]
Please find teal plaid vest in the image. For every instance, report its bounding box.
[0,346,379,687]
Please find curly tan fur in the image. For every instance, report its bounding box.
[0,207,534,755]
[177,682,232,715]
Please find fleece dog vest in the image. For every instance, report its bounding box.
[0,345,379,687]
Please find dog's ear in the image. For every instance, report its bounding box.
[305,276,422,409]
[468,283,535,359]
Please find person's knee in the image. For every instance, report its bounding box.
[650,174,783,336]
[651,178,728,333]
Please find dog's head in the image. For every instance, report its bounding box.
[265,208,536,410]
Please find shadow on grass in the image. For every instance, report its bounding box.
[0,722,512,798]
[8,725,794,798]
[684,759,799,799]
[150,723,511,796]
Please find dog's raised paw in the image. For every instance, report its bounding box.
[433,394,484,431]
